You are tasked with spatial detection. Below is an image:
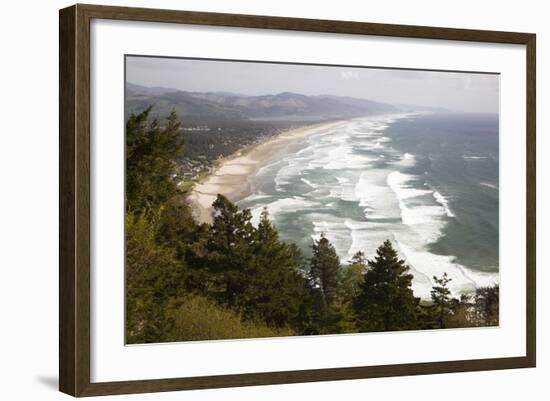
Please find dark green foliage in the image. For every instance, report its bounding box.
[125,110,194,344]
[156,195,198,249]
[202,199,308,329]
[473,284,499,326]
[310,234,342,308]
[340,251,368,301]
[349,251,368,267]
[422,282,499,329]
[419,282,499,330]
[308,235,351,334]
[288,242,308,272]
[317,251,369,334]
[429,273,455,329]
[353,240,420,332]
[125,212,186,343]
[252,209,309,328]
[126,107,184,212]
[446,294,474,328]
[203,194,256,304]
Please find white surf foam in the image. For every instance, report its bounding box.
[323,145,375,170]
[355,173,388,208]
[432,190,455,218]
[387,171,447,244]
[480,182,499,190]
[397,152,416,167]
[274,159,305,191]
[300,177,318,188]
[395,240,499,299]
[250,196,318,226]
[343,219,393,262]
[242,114,497,300]
[240,192,271,202]
[310,216,352,257]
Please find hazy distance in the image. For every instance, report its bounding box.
[126,56,499,114]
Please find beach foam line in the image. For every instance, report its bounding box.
[396,152,416,167]
[395,240,499,299]
[310,217,353,258]
[387,171,458,244]
[188,120,347,224]
[300,177,318,188]
[250,196,319,226]
[432,190,455,218]
[480,182,499,190]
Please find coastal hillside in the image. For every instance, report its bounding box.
[126,83,400,124]
[125,84,404,183]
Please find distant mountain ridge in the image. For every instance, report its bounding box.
[126,83,402,124]
[126,82,179,96]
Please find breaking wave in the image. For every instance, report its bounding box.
[238,114,499,299]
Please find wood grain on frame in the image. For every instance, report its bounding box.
[59,3,536,397]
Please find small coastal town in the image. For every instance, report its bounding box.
[169,124,295,186]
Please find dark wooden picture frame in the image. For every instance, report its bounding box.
[59,3,536,397]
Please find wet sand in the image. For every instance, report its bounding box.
[188,120,345,223]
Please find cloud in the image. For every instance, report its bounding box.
[340,70,359,80]
[126,56,499,113]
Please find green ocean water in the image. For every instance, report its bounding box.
[388,113,499,272]
[237,113,499,298]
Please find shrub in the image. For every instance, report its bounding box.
[165,295,294,341]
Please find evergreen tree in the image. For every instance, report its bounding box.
[308,235,345,333]
[123,107,500,343]
[349,251,368,267]
[340,251,368,301]
[125,109,187,343]
[430,272,455,329]
[353,240,420,332]
[288,242,308,272]
[126,107,184,212]
[204,198,309,329]
[251,208,309,328]
[256,207,276,243]
[473,284,499,326]
[319,251,369,333]
[156,195,199,252]
[205,195,256,306]
[446,293,475,328]
[310,234,342,309]
[125,211,186,343]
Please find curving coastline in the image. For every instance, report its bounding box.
[187,120,346,224]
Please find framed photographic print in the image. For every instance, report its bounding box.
[59,4,536,397]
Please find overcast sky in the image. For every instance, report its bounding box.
[126,56,499,113]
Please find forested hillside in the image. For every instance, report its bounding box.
[126,83,399,123]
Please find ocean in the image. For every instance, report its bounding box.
[237,113,499,299]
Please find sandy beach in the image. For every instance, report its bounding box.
[188,120,345,223]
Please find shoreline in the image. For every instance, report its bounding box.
[187,120,345,224]
[186,112,498,299]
